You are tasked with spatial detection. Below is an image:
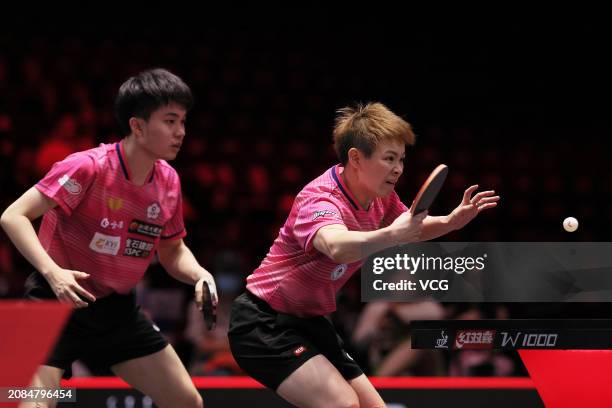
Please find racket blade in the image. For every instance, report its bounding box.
[411,164,449,215]
[201,281,217,331]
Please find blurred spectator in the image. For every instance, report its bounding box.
[447,305,517,377]
[352,301,447,376]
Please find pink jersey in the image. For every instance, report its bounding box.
[36,141,186,298]
[246,165,407,317]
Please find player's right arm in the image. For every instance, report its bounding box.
[0,187,95,307]
[312,211,427,264]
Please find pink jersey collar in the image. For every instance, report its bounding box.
[331,165,369,211]
[116,141,155,184]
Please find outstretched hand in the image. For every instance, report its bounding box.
[448,185,499,230]
[47,268,96,308]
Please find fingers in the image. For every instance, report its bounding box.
[210,283,219,307]
[72,283,96,303]
[52,270,94,308]
[69,292,89,308]
[57,290,88,308]
[195,278,219,309]
[470,190,496,203]
[207,280,219,307]
[473,195,500,211]
[68,270,95,303]
[73,271,90,280]
[410,210,427,221]
[476,196,500,205]
[477,202,498,212]
[194,279,204,311]
[392,210,426,244]
[462,185,479,203]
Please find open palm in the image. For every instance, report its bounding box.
[449,185,500,230]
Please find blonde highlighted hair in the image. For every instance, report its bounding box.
[333,102,415,164]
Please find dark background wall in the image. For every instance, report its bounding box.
[1,18,610,376]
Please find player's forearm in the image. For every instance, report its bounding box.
[158,242,211,285]
[0,212,61,276]
[419,215,453,241]
[320,227,398,264]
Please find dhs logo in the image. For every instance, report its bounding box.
[331,264,348,281]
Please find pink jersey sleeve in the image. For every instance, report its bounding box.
[381,190,409,227]
[161,173,186,241]
[35,152,97,215]
[294,197,345,252]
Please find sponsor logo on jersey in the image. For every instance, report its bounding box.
[331,264,348,281]
[100,218,124,230]
[313,210,337,220]
[123,238,155,258]
[147,202,161,220]
[89,232,121,255]
[129,219,163,238]
[107,197,123,211]
[293,346,307,356]
[58,174,82,195]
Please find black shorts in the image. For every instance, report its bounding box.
[228,291,362,390]
[24,272,168,379]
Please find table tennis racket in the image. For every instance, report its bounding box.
[201,281,217,331]
[410,164,449,215]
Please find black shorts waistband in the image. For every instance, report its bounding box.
[25,271,137,317]
[245,290,276,314]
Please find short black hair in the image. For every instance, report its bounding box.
[114,68,193,136]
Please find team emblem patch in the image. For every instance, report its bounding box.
[107,197,123,211]
[147,202,161,220]
[58,174,82,195]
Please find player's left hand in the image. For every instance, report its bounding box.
[448,185,499,230]
[195,272,218,311]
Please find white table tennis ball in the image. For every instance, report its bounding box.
[563,217,579,232]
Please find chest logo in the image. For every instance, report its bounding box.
[89,232,121,256]
[129,219,162,238]
[100,218,124,230]
[147,202,161,220]
[107,197,123,211]
[331,264,348,281]
[123,238,155,258]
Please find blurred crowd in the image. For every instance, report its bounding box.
[1,27,611,378]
